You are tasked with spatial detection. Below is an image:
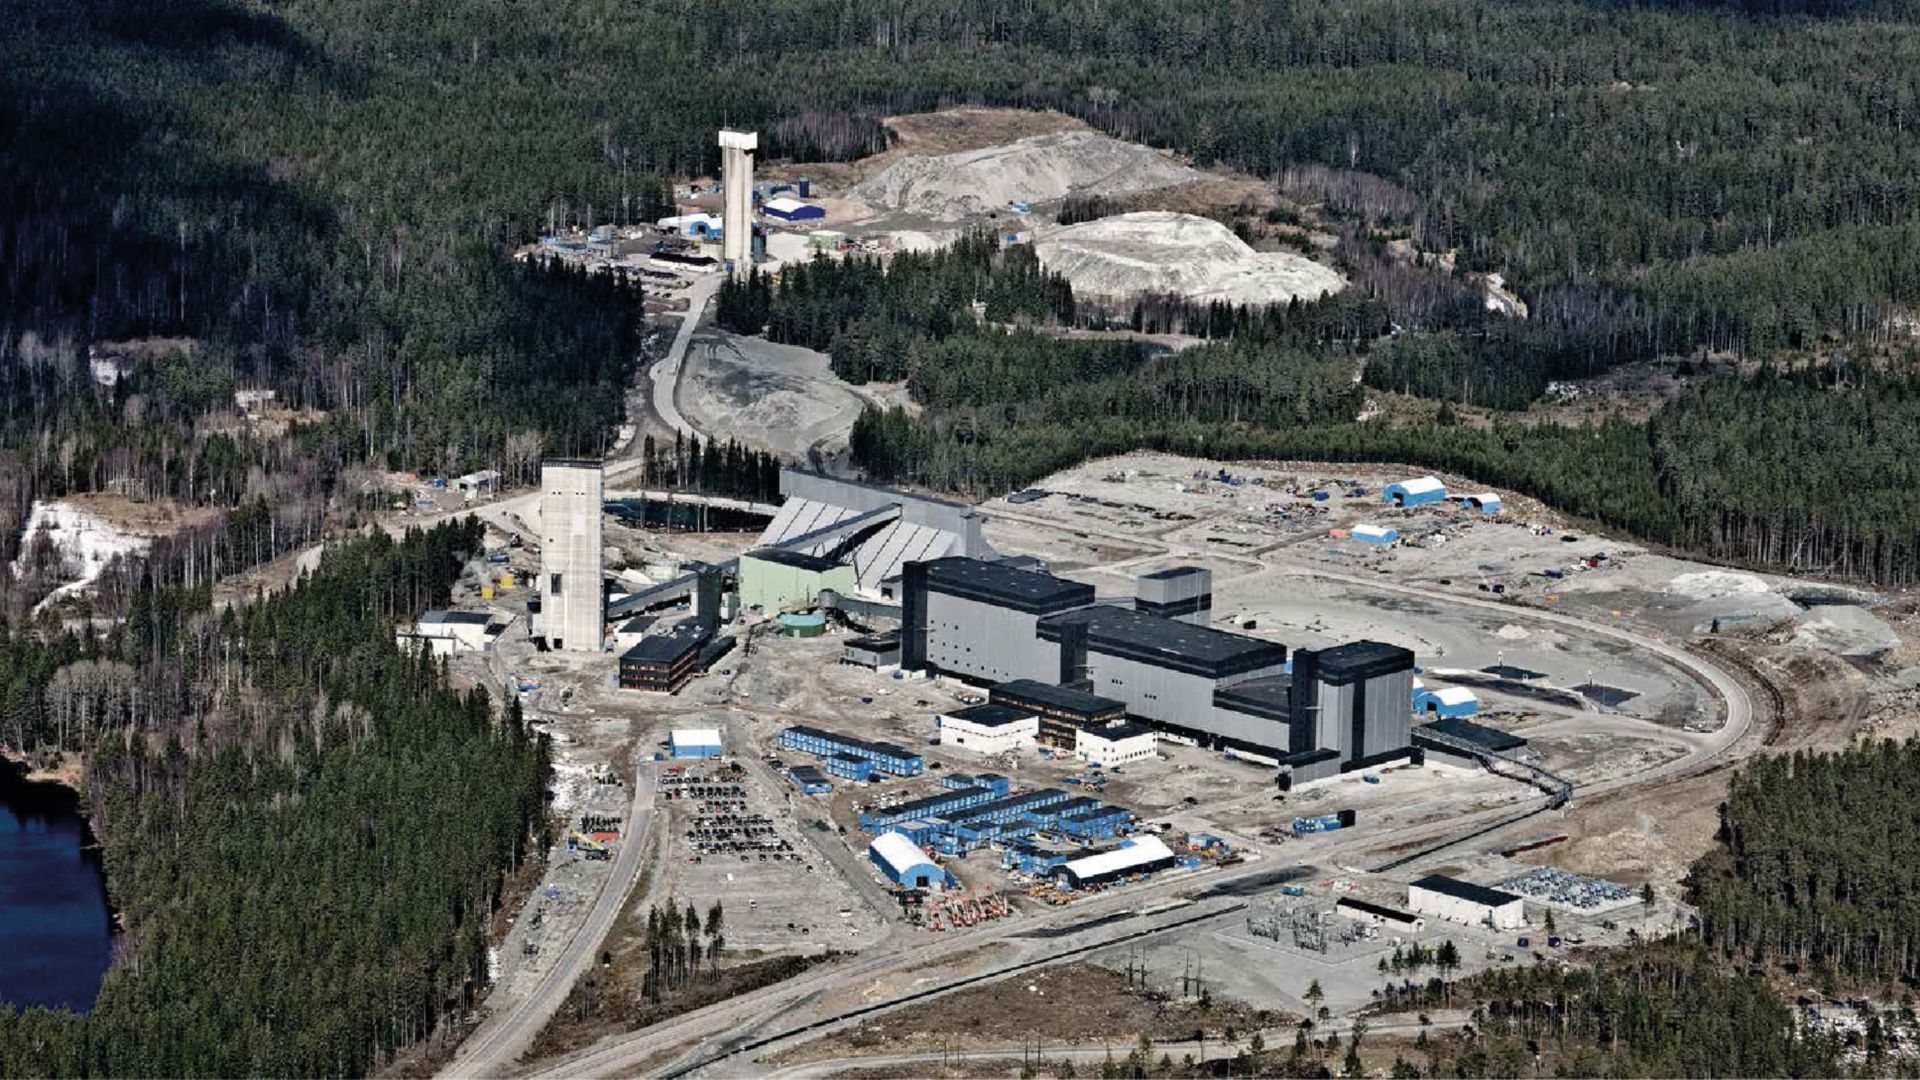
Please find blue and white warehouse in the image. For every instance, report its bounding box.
[1383,476,1448,507]
[1414,686,1480,718]
[669,728,723,758]
[870,831,950,889]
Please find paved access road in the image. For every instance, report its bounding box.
[443,768,658,1078]
[649,274,722,442]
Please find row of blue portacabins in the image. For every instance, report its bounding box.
[777,725,924,779]
[856,779,1136,855]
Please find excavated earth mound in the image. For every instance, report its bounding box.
[854,130,1202,221]
[1034,211,1347,306]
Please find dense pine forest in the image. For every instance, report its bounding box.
[0,522,550,1075]
[1689,739,1920,989]
[9,0,1920,576]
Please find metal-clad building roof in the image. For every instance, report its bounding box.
[923,557,1095,615]
[1417,716,1525,753]
[992,679,1126,718]
[1059,834,1174,881]
[1039,606,1287,679]
[1411,874,1522,908]
[745,547,844,573]
[945,704,1035,728]
[621,627,707,664]
[1080,721,1156,744]
[422,610,492,626]
[871,832,940,878]
[1214,675,1293,720]
[1310,640,1415,684]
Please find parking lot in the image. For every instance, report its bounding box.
[652,759,888,954]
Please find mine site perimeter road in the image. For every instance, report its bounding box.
[443,769,657,1079]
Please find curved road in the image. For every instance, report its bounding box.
[649,274,722,442]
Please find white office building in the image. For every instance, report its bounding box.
[1075,722,1157,767]
[937,704,1038,756]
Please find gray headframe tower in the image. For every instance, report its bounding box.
[538,459,604,652]
[718,129,758,278]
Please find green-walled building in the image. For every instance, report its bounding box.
[738,548,856,614]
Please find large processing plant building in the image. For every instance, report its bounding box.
[898,556,1415,780]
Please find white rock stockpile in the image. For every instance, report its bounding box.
[1034,211,1347,306]
[854,130,1201,221]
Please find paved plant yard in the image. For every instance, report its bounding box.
[648,742,887,954]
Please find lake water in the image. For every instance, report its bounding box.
[0,763,112,1013]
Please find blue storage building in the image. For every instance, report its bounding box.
[763,197,827,222]
[1382,476,1448,507]
[1414,686,1480,718]
[870,831,951,889]
[669,728,723,758]
[786,765,832,794]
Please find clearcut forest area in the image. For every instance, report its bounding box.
[7,0,1920,1076]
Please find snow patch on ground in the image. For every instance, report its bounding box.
[1034,212,1347,306]
[1494,623,1531,641]
[854,130,1201,221]
[13,499,155,612]
[547,759,594,817]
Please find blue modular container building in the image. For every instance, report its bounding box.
[889,819,939,846]
[950,788,1074,828]
[973,773,1012,797]
[1002,842,1077,875]
[1024,795,1105,827]
[940,773,978,790]
[860,785,996,832]
[1292,809,1359,835]
[825,752,875,781]
[1059,807,1133,840]
[780,725,924,776]
[786,765,833,794]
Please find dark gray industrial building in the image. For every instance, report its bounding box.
[898,557,1415,780]
[1273,641,1417,784]
[901,557,1095,684]
[1134,566,1212,625]
[1037,604,1289,746]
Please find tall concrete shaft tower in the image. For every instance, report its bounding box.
[718,129,758,277]
[539,459,603,652]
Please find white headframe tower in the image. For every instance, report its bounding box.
[718,129,758,277]
[538,459,603,652]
